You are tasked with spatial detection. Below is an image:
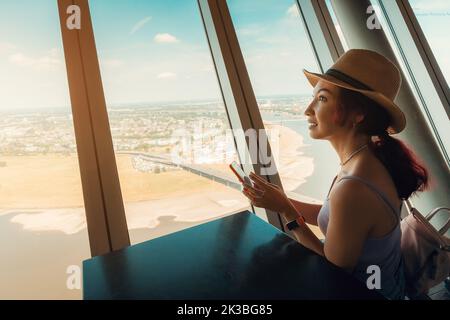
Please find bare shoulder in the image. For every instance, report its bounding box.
[330,155,401,236]
[329,178,377,218]
[328,178,386,245]
[352,155,401,211]
[324,178,374,268]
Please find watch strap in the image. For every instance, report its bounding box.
[286,215,305,231]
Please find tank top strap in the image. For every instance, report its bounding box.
[326,175,338,199]
[337,175,401,220]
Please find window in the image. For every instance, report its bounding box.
[228,0,339,203]
[372,0,450,165]
[0,0,89,299]
[409,0,450,85]
[90,0,250,245]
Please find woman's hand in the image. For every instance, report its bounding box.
[242,172,292,214]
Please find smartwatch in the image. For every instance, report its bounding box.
[286,215,305,231]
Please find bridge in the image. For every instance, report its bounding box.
[118,152,242,191]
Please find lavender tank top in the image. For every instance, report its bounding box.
[317,175,405,300]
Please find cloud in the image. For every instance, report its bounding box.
[245,54,265,65]
[237,25,265,36]
[157,72,177,79]
[100,58,124,68]
[9,53,33,66]
[255,35,293,45]
[9,48,62,71]
[130,16,152,35]
[154,33,179,43]
[280,52,293,57]
[0,42,16,53]
[200,64,214,72]
[287,4,300,18]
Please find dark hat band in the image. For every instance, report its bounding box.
[325,68,373,91]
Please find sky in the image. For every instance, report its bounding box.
[408,0,450,83]
[0,0,448,110]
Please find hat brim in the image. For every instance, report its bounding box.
[303,69,406,134]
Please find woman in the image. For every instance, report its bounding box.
[242,49,429,300]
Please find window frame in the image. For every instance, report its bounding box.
[57,0,130,257]
[296,0,344,72]
[198,0,284,228]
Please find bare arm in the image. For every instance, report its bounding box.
[283,180,371,267]
[288,198,322,226]
[282,200,324,256]
[288,175,336,226]
[245,173,371,270]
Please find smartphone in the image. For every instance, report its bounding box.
[229,161,253,187]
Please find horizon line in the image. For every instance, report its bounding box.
[0,93,312,113]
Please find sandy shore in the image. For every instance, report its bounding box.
[0,153,248,233]
[0,154,227,209]
[264,122,314,191]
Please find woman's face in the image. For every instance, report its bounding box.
[304,80,346,140]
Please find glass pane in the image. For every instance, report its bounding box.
[410,0,450,84]
[0,0,89,299]
[228,0,339,204]
[372,0,450,164]
[90,0,250,245]
[325,0,349,50]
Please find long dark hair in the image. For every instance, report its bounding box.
[336,87,429,199]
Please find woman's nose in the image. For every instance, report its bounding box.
[304,101,314,116]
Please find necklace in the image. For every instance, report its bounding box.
[340,144,368,166]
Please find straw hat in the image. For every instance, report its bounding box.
[303,49,406,134]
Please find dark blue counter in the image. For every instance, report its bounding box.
[83,210,383,300]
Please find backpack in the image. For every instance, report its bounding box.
[400,200,450,298]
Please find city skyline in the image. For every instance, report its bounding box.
[0,95,310,155]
